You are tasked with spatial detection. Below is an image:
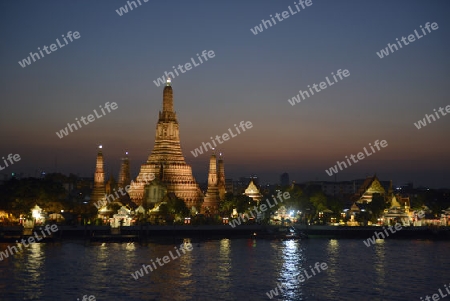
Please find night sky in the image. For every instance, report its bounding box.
[0,0,449,188]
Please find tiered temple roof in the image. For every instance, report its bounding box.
[350,175,389,204]
[244,179,262,203]
[128,79,204,210]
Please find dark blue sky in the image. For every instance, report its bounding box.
[0,0,449,188]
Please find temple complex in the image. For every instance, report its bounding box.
[128,79,204,211]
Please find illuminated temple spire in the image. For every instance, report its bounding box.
[217,152,226,200]
[118,151,130,189]
[128,80,204,210]
[162,78,174,113]
[202,151,220,214]
[91,145,105,204]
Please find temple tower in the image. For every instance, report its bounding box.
[202,152,220,214]
[105,174,117,195]
[128,79,204,210]
[217,152,226,200]
[118,151,131,189]
[91,145,105,204]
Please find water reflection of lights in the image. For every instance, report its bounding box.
[220,238,230,253]
[26,243,44,299]
[279,240,303,299]
[178,239,194,280]
[248,236,257,247]
[97,242,109,261]
[284,239,297,250]
[327,239,339,261]
[328,239,338,249]
[126,242,136,251]
[218,239,231,283]
[326,239,339,280]
[28,242,44,271]
[374,241,386,287]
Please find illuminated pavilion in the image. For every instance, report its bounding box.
[244,179,262,203]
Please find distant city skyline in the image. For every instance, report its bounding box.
[0,1,449,188]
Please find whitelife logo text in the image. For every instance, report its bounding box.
[229,191,290,228]
[0,225,59,261]
[131,242,193,280]
[56,102,118,139]
[376,22,438,59]
[288,69,350,106]
[414,105,450,130]
[18,31,81,68]
[250,0,313,35]
[325,140,388,176]
[190,121,252,158]
[115,0,149,16]
[0,153,21,171]
[153,50,215,87]
[93,173,155,209]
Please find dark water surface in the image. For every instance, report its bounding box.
[0,238,449,300]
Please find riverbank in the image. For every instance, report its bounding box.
[1,224,449,242]
[294,225,450,239]
[0,224,266,242]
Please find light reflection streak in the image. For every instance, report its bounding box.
[24,242,44,300]
[324,239,340,293]
[217,239,231,283]
[374,240,386,291]
[279,239,303,299]
[326,239,339,277]
[177,239,194,286]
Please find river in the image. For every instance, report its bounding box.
[0,238,448,300]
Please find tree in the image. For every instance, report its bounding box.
[220,193,254,216]
[327,197,343,217]
[284,185,303,210]
[0,177,67,218]
[410,194,426,210]
[367,193,388,222]
[310,191,328,212]
[159,193,189,223]
[219,192,235,217]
